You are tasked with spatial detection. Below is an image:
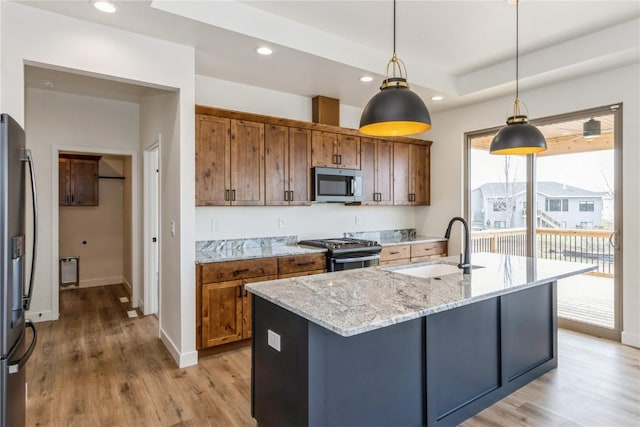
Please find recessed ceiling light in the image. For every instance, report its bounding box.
[431,95,444,101]
[92,0,117,14]
[41,80,55,88]
[255,46,273,56]
[359,76,374,83]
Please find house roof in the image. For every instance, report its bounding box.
[475,182,607,199]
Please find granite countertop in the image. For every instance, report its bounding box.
[246,252,596,337]
[196,235,326,264]
[344,229,446,246]
[377,235,447,246]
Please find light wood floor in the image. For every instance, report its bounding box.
[27,284,639,427]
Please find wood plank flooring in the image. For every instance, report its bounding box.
[27,284,640,426]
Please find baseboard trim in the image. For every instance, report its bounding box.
[75,276,123,289]
[121,276,132,292]
[621,331,640,348]
[160,328,198,368]
[26,310,58,323]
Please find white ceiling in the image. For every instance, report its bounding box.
[18,0,640,113]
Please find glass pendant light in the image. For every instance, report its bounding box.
[359,0,431,137]
[490,0,547,155]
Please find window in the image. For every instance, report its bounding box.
[579,201,595,212]
[494,221,506,229]
[579,221,594,229]
[492,199,507,211]
[546,198,568,212]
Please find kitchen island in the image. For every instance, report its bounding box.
[246,253,596,427]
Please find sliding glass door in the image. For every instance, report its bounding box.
[466,105,622,340]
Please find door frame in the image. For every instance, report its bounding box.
[464,104,623,341]
[51,145,139,318]
[143,138,161,317]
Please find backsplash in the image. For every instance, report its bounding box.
[344,229,417,242]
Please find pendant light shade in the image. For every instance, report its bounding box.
[583,118,601,138]
[359,1,431,137]
[490,1,546,155]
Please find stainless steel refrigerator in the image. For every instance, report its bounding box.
[0,113,38,427]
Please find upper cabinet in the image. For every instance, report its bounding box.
[265,125,312,206]
[361,138,393,205]
[59,154,100,206]
[393,142,430,206]
[195,106,431,207]
[311,131,360,169]
[196,114,265,206]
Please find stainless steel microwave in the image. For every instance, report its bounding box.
[312,167,363,203]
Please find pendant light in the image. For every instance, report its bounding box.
[490,0,547,155]
[583,118,601,138]
[359,0,431,137]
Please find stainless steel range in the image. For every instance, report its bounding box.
[298,238,382,272]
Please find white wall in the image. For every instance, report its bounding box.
[2,3,197,367]
[195,75,420,241]
[421,63,640,348]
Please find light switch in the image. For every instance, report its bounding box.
[267,329,281,352]
[170,221,176,236]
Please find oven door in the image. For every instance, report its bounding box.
[328,253,380,272]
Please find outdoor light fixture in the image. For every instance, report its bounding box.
[583,118,601,138]
[490,0,547,155]
[359,0,431,137]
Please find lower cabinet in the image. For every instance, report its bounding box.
[197,253,326,351]
[380,241,448,266]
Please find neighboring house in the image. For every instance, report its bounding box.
[471,182,606,230]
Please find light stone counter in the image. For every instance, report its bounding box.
[344,229,446,246]
[196,235,326,263]
[246,252,596,337]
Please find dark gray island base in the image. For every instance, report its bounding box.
[252,281,557,427]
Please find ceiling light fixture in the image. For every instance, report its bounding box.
[431,95,444,101]
[359,0,431,137]
[255,46,273,56]
[583,118,601,138]
[359,76,374,83]
[92,0,117,14]
[489,0,546,155]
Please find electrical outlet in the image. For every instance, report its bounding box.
[278,217,286,229]
[267,329,281,352]
[210,219,217,232]
[355,215,362,225]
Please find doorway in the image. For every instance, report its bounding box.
[466,104,622,341]
[144,141,160,316]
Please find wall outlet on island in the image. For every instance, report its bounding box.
[355,215,362,225]
[278,217,286,229]
[210,219,217,232]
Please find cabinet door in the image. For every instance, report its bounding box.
[311,131,338,167]
[242,275,277,340]
[196,115,231,206]
[70,159,99,206]
[59,158,71,206]
[288,128,312,206]
[376,140,394,205]
[360,138,377,205]
[393,142,411,205]
[337,134,360,169]
[231,120,265,206]
[201,280,243,347]
[410,144,430,206]
[265,124,289,206]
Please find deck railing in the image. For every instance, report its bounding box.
[471,228,615,276]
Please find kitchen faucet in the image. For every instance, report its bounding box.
[444,217,471,275]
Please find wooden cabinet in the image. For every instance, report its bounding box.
[393,142,430,206]
[380,241,448,266]
[58,155,100,206]
[197,258,277,349]
[278,253,326,278]
[196,114,265,206]
[265,125,312,206]
[361,138,393,205]
[311,131,360,169]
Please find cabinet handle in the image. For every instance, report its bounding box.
[232,189,236,201]
[71,194,74,204]
[289,191,294,201]
[234,268,250,275]
[333,154,338,164]
[244,288,248,297]
[284,190,289,201]
[390,251,400,255]
[337,154,342,164]
[296,261,315,267]
[225,189,230,201]
[238,286,243,298]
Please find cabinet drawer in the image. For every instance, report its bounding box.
[380,258,410,267]
[202,258,278,283]
[410,241,447,259]
[278,269,326,279]
[278,253,326,275]
[380,245,411,262]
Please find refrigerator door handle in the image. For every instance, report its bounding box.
[8,321,37,374]
[22,149,37,311]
